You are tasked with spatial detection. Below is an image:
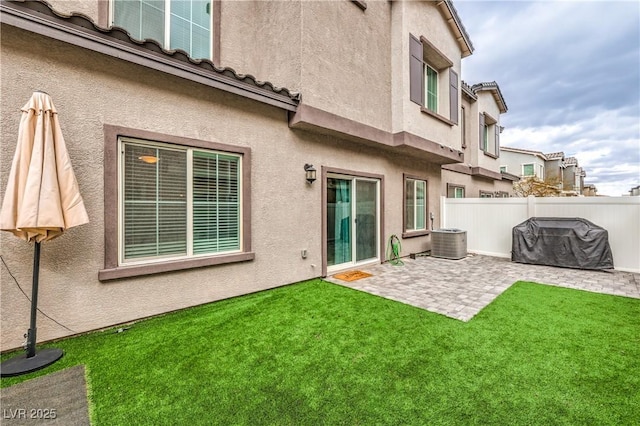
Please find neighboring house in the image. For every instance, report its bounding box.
[544,151,565,190]
[629,185,640,196]
[442,81,516,198]
[583,184,598,197]
[562,157,586,195]
[0,0,480,350]
[499,146,548,180]
[500,147,587,196]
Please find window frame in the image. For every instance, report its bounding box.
[447,183,465,199]
[110,0,219,62]
[402,174,429,238]
[100,125,253,281]
[424,64,438,113]
[499,165,507,173]
[409,34,458,126]
[118,137,243,266]
[480,112,499,158]
[522,163,535,177]
[479,190,494,198]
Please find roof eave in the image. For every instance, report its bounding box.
[437,1,474,58]
[0,0,300,111]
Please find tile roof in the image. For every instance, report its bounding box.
[545,151,565,160]
[500,146,547,160]
[2,0,301,109]
[563,157,578,166]
[438,1,474,57]
[470,81,508,113]
[461,81,477,100]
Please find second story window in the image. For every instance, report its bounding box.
[479,113,499,157]
[522,163,535,177]
[409,34,458,125]
[425,65,438,112]
[113,0,212,60]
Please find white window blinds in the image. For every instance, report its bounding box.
[121,140,240,263]
[123,143,187,260]
[405,178,426,232]
[192,151,240,254]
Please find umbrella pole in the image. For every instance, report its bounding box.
[26,241,41,358]
[0,241,63,377]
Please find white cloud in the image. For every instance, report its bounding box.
[456,0,640,197]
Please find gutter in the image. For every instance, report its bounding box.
[0,1,300,111]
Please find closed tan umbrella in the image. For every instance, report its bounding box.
[0,91,88,377]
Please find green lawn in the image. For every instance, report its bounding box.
[2,279,639,425]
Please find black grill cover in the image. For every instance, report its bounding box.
[512,217,614,270]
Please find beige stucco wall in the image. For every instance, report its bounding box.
[441,170,514,198]
[220,0,392,132]
[220,0,302,92]
[45,0,102,22]
[500,151,546,179]
[476,91,502,171]
[1,23,439,351]
[299,1,392,131]
[461,95,478,164]
[392,0,463,150]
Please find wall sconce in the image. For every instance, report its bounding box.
[304,164,317,184]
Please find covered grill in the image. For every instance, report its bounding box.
[512,217,614,270]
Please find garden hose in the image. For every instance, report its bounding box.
[386,234,404,266]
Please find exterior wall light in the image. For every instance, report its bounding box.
[304,164,317,184]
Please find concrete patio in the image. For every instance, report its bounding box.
[325,254,640,321]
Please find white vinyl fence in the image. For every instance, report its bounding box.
[441,196,640,273]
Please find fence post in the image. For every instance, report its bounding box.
[440,196,446,229]
[527,195,536,218]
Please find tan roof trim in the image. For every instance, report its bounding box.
[289,104,464,165]
[0,0,300,111]
[501,146,548,160]
[436,1,474,58]
[442,164,503,181]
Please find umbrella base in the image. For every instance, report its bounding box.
[0,348,63,377]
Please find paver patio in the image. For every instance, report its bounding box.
[326,254,640,321]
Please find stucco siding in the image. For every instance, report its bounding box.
[300,0,392,132]
[441,170,514,198]
[1,23,439,351]
[394,0,463,150]
[220,0,302,92]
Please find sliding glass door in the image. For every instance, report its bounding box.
[327,175,379,271]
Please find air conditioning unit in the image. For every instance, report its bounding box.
[431,229,467,259]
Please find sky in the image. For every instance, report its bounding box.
[453,0,640,196]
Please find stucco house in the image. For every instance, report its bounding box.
[499,146,548,181]
[1,0,490,351]
[499,147,587,196]
[442,81,516,198]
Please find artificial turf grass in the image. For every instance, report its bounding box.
[2,279,639,425]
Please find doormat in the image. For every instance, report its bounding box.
[333,270,372,282]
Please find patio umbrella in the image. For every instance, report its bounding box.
[0,91,89,377]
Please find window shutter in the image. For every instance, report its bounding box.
[479,113,485,150]
[449,69,458,124]
[409,34,424,106]
[495,125,500,157]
